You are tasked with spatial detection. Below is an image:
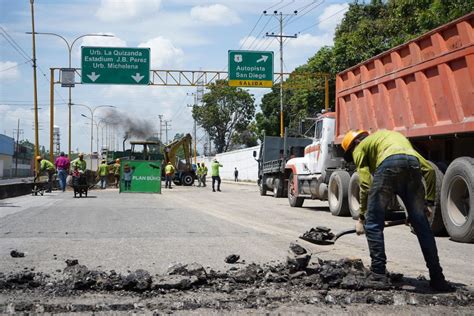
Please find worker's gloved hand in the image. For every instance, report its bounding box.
[355,219,365,235]
[425,200,435,217]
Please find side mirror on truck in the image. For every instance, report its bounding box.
[298,120,305,135]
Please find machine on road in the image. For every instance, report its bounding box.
[285,13,474,243]
[254,132,311,197]
[164,133,195,186]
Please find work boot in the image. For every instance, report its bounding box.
[430,276,455,292]
[213,189,216,192]
[366,271,390,289]
[217,189,221,192]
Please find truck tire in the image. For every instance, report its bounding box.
[426,161,447,236]
[348,172,360,220]
[259,176,267,196]
[440,157,474,243]
[181,173,194,186]
[273,178,283,198]
[288,172,304,207]
[328,170,350,217]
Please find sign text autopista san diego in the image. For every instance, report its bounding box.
[228,50,273,88]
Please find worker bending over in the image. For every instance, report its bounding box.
[36,156,56,193]
[342,129,452,292]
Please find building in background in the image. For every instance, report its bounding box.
[0,134,14,178]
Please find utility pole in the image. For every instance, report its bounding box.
[187,92,200,163]
[265,10,297,138]
[164,120,171,144]
[29,0,40,172]
[14,119,22,177]
[158,115,163,144]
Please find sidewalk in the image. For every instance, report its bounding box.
[221,179,256,186]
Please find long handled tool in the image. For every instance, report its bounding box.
[300,219,407,245]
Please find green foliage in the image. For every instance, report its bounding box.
[193,80,256,153]
[255,0,473,135]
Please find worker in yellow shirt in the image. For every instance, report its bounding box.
[342,129,452,292]
[97,159,109,189]
[36,156,56,193]
[164,161,175,189]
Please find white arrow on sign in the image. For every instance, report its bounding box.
[256,55,269,63]
[87,72,100,82]
[131,73,144,83]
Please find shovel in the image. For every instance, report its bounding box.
[299,219,407,245]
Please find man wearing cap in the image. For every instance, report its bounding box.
[341,129,452,292]
[71,153,87,172]
[164,161,175,189]
[113,159,121,188]
[211,159,223,192]
[97,159,109,189]
[55,152,70,192]
[36,156,56,193]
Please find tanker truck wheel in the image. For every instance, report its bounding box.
[288,173,304,207]
[441,157,474,243]
[328,170,350,216]
[348,172,360,220]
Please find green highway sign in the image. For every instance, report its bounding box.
[81,46,150,85]
[228,50,273,88]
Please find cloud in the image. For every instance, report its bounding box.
[96,0,161,22]
[0,61,21,81]
[80,33,127,48]
[139,36,184,69]
[190,4,241,25]
[238,32,332,71]
[318,3,349,32]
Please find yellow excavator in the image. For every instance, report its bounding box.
[163,133,195,186]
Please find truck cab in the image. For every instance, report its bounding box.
[285,112,348,213]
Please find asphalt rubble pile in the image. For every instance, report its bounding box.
[1,243,472,313]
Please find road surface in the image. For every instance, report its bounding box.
[0,182,472,313]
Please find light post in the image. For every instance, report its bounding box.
[75,104,115,168]
[26,31,113,157]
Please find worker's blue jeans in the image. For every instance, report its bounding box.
[57,169,68,192]
[365,154,443,278]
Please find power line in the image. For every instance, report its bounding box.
[297,4,349,34]
[1,27,68,104]
[0,60,30,73]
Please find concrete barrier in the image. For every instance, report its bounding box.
[0,182,35,199]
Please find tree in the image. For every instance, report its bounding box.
[231,121,259,149]
[257,0,473,134]
[193,80,255,153]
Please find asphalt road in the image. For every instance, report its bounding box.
[0,181,473,289]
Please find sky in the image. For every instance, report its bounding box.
[0,0,349,155]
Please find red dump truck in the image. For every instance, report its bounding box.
[286,13,473,243]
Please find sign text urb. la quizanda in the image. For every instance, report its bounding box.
[228,50,273,88]
[81,46,150,85]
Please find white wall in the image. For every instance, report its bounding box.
[198,145,259,182]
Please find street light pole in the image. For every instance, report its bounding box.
[26,32,113,157]
[75,104,115,168]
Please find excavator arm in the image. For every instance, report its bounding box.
[164,133,193,171]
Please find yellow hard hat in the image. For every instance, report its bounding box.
[36,156,42,161]
[341,130,369,152]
